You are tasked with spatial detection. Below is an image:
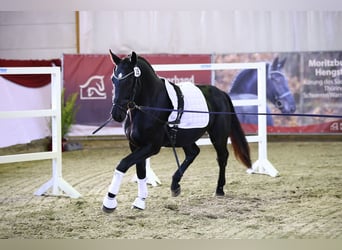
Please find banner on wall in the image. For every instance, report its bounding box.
[63,51,342,135]
[213,51,342,134]
[63,54,211,134]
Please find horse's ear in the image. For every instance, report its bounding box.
[271,56,286,70]
[271,57,279,70]
[130,51,138,66]
[278,58,286,69]
[109,49,121,65]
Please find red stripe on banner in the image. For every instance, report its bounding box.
[241,119,342,134]
[0,59,61,87]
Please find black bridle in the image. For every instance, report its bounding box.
[91,65,140,135]
[112,65,141,111]
[268,70,292,110]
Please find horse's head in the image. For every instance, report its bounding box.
[109,50,142,122]
[266,57,296,114]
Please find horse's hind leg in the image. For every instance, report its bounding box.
[171,143,200,197]
[214,143,228,196]
[209,132,229,196]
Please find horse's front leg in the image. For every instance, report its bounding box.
[102,169,124,213]
[131,160,148,210]
[102,144,159,212]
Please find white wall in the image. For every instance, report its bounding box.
[0,11,76,59]
[79,11,342,55]
[0,9,342,59]
[0,10,341,59]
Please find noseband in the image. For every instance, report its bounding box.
[274,91,291,109]
[269,70,291,109]
[112,65,141,81]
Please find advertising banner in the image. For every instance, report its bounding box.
[63,54,211,133]
[63,51,341,136]
[213,51,342,134]
[63,54,113,127]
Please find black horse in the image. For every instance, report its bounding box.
[102,51,252,212]
[229,57,296,126]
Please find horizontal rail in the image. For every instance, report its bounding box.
[152,62,264,71]
[0,152,57,164]
[0,67,60,75]
[197,135,260,146]
[0,109,55,119]
[232,99,259,106]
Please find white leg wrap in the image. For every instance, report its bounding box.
[132,178,148,210]
[132,197,146,210]
[103,196,117,210]
[102,170,125,212]
[137,178,148,199]
[108,170,125,195]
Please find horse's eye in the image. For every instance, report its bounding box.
[275,100,283,108]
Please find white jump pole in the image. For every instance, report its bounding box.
[247,63,279,177]
[0,67,81,198]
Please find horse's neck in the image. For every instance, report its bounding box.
[230,69,258,94]
[137,58,172,108]
[137,74,170,107]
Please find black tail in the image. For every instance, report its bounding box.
[227,96,252,168]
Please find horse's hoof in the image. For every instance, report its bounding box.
[171,186,181,197]
[131,197,145,210]
[215,188,225,197]
[132,205,143,210]
[102,205,116,213]
[102,196,117,213]
[215,192,225,198]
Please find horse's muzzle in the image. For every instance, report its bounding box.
[111,104,127,122]
[275,92,296,114]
